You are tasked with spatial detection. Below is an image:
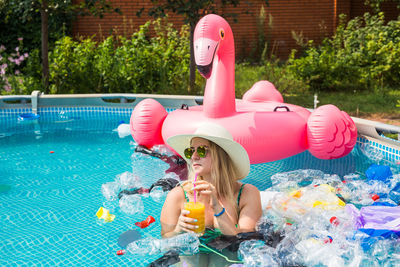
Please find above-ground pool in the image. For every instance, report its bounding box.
[1,102,399,266]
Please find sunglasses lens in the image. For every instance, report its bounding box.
[184,148,193,159]
[197,146,206,158]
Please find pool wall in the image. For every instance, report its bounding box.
[1,91,399,163]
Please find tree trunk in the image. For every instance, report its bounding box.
[189,24,196,93]
[41,0,49,93]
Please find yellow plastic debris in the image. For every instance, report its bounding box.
[96,207,115,222]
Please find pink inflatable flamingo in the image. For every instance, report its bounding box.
[130,14,357,164]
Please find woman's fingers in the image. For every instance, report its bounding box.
[192,181,215,191]
[177,209,198,232]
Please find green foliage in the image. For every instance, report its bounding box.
[46,18,190,94]
[0,38,31,94]
[365,0,400,13]
[288,13,400,93]
[235,60,309,98]
[0,0,72,55]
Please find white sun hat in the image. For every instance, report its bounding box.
[166,122,250,180]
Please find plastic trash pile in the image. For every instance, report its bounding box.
[98,144,400,266]
[253,165,400,267]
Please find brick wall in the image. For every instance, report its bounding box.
[72,0,399,59]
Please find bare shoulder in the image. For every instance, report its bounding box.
[165,185,185,202]
[161,185,185,222]
[243,184,260,195]
[243,183,259,192]
[241,184,261,202]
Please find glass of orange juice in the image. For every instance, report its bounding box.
[184,202,205,236]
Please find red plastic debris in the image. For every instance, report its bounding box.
[135,215,155,229]
[323,236,333,243]
[50,151,54,154]
[116,249,126,255]
[371,194,380,201]
[330,216,339,226]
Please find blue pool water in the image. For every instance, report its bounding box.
[0,109,399,266]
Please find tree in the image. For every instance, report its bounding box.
[3,0,120,93]
[141,0,269,93]
[365,0,400,13]
[40,0,121,93]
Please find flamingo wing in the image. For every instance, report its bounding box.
[307,104,357,159]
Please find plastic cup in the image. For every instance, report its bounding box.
[184,202,205,235]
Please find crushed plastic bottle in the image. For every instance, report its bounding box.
[152,144,175,157]
[270,169,324,188]
[238,240,280,267]
[117,171,142,189]
[119,194,144,215]
[149,185,166,202]
[101,181,120,201]
[118,233,200,256]
[388,181,400,204]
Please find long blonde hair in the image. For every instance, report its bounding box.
[187,140,241,210]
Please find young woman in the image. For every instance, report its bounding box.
[160,122,262,238]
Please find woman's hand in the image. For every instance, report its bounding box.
[173,208,199,234]
[192,180,219,208]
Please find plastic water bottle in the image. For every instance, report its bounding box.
[117,233,199,256]
[388,181,400,204]
[117,171,142,189]
[119,194,144,215]
[238,240,280,267]
[101,181,120,201]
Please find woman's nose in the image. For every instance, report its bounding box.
[191,150,200,160]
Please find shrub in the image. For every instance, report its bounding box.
[0,0,70,57]
[235,59,309,98]
[46,18,190,94]
[0,38,31,95]
[288,13,400,92]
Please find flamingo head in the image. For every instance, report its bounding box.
[193,14,233,79]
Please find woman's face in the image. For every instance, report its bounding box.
[190,137,212,178]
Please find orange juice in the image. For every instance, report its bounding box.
[184,202,205,235]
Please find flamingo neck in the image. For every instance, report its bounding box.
[203,47,236,118]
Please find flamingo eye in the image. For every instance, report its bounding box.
[219,29,225,39]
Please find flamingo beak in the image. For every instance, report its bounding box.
[194,38,219,79]
[197,63,212,79]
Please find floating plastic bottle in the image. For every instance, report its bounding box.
[117,171,142,189]
[119,194,144,215]
[101,181,120,201]
[117,233,200,256]
[388,181,400,204]
[238,240,280,267]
